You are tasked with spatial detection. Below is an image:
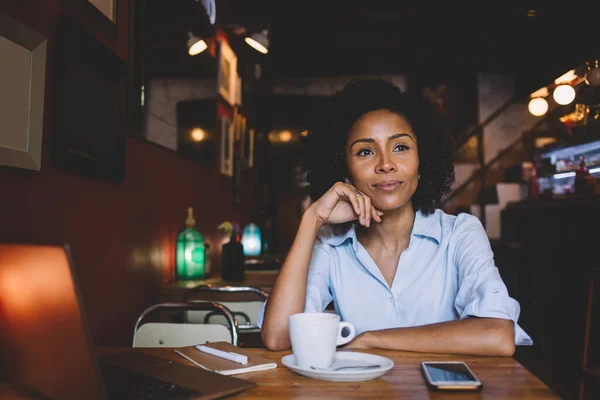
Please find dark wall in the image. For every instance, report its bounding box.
[1,0,254,345]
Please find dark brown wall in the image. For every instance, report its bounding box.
[1,0,254,345]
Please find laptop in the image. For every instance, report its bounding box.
[0,243,256,399]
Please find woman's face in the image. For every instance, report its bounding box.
[345,109,419,211]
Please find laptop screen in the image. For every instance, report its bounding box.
[0,244,106,400]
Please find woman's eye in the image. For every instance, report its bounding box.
[357,148,373,156]
[394,144,409,152]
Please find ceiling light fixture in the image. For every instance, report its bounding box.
[187,32,207,56]
[554,69,577,85]
[245,29,269,54]
[586,60,600,86]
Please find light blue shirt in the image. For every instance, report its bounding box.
[257,209,532,346]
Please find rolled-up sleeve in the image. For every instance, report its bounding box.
[453,216,533,346]
[256,239,333,328]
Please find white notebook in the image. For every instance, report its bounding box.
[174,341,277,376]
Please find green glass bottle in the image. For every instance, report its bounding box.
[176,207,205,280]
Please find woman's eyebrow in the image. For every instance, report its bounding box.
[349,133,413,149]
[388,133,414,141]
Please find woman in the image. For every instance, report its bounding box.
[258,78,532,356]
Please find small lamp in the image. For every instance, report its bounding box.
[241,223,262,256]
[176,207,205,280]
[187,32,207,56]
[245,29,269,54]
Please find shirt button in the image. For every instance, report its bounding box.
[389,297,394,302]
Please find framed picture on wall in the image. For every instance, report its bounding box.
[235,73,242,106]
[245,128,255,168]
[53,14,127,183]
[220,116,233,176]
[217,39,237,105]
[89,0,117,23]
[69,0,117,36]
[0,15,47,172]
[232,107,246,142]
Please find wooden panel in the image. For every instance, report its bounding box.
[501,196,600,400]
[0,0,255,347]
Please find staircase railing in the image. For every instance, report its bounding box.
[442,105,563,226]
[452,94,523,153]
[446,93,529,228]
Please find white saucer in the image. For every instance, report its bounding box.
[281,351,394,382]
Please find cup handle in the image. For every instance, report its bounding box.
[336,321,356,346]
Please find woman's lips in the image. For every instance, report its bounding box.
[372,181,402,191]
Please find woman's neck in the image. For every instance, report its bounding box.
[356,203,416,254]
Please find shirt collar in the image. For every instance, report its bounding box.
[319,209,442,247]
[412,209,442,243]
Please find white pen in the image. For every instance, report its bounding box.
[196,345,248,365]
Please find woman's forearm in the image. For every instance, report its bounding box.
[261,211,323,350]
[357,318,515,356]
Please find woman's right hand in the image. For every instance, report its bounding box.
[308,182,382,228]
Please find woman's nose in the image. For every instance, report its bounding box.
[376,154,396,173]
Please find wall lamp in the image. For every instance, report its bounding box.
[187,31,208,56]
[245,29,269,54]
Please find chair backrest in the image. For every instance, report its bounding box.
[183,285,268,330]
[132,302,239,347]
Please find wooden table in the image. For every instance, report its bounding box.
[96,347,559,399]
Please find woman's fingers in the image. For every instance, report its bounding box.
[362,195,373,227]
[371,206,382,223]
[335,182,360,216]
[347,184,373,227]
[358,192,368,226]
[333,182,382,226]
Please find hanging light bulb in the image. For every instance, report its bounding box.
[528,98,548,116]
[245,29,269,54]
[187,32,207,56]
[191,128,206,142]
[553,84,576,105]
[279,130,292,142]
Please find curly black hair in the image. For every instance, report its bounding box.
[301,77,455,215]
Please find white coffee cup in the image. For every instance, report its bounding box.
[288,312,356,369]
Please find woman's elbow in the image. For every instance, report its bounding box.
[497,337,516,357]
[492,321,516,356]
[261,329,291,351]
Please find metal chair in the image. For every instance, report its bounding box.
[183,285,268,331]
[132,302,239,347]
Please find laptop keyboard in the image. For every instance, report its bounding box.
[100,363,203,400]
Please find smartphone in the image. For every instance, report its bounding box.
[420,361,482,391]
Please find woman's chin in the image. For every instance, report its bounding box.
[372,198,410,212]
